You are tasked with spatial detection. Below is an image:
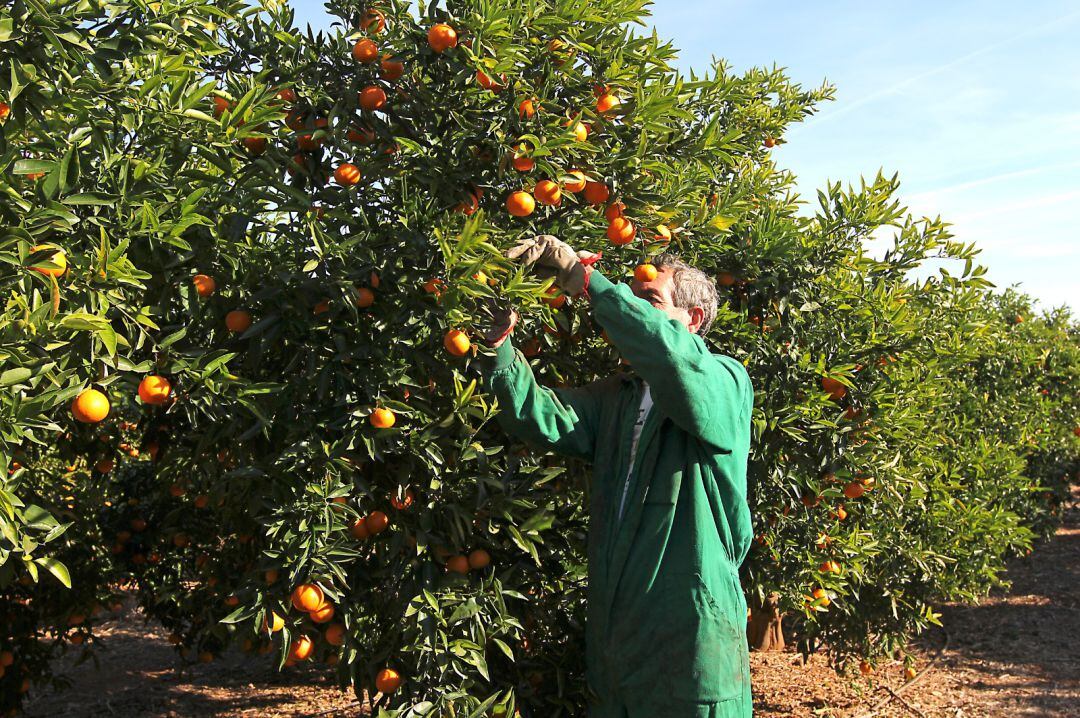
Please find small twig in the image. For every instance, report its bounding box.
[881,684,928,718]
[296,699,362,717]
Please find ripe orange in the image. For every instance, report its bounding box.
[543,286,566,309]
[325,622,346,646]
[820,560,840,574]
[352,38,378,63]
[169,482,186,498]
[212,95,231,117]
[468,549,491,570]
[634,264,658,282]
[366,510,390,535]
[833,505,848,521]
[289,634,314,661]
[444,329,472,357]
[276,87,297,103]
[0,102,9,121]
[476,69,506,92]
[446,555,470,574]
[513,154,535,172]
[375,667,402,694]
[718,272,736,287]
[349,517,370,539]
[519,98,538,118]
[423,278,446,297]
[225,309,252,333]
[596,93,621,114]
[73,389,110,423]
[801,492,819,508]
[567,120,588,142]
[427,23,458,53]
[859,660,873,676]
[334,162,362,186]
[370,407,396,428]
[291,584,325,613]
[313,299,330,315]
[95,458,113,474]
[843,482,866,500]
[605,202,625,221]
[193,494,209,509]
[390,488,415,510]
[564,170,587,193]
[225,595,240,607]
[354,287,376,308]
[811,588,830,606]
[29,244,67,277]
[309,602,335,623]
[296,131,321,152]
[242,136,267,155]
[359,85,387,111]
[380,55,404,81]
[506,190,536,217]
[172,533,189,548]
[264,569,279,585]
[583,181,610,205]
[192,274,216,297]
[534,180,562,206]
[654,224,672,242]
[360,8,386,33]
[607,217,636,245]
[138,375,172,405]
[130,517,147,532]
[904,666,917,681]
[764,137,776,148]
[821,377,847,401]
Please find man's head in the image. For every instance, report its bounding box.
[629,253,719,335]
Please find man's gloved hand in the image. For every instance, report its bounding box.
[506,235,595,296]
[479,302,519,348]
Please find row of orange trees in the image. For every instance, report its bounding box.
[2,0,1078,715]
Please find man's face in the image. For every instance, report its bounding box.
[630,267,705,334]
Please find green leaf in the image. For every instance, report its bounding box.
[34,557,71,588]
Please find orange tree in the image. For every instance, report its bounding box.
[1,0,1078,715]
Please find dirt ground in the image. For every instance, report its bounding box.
[24,487,1078,717]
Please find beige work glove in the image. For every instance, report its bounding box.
[506,235,594,296]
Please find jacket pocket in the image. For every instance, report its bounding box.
[656,571,748,702]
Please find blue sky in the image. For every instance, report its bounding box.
[292,1,1079,312]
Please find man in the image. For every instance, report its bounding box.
[482,236,755,717]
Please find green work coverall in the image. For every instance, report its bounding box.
[487,270,754,717]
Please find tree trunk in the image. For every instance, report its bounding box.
[747,593,785,651]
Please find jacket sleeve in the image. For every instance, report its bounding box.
[485,340,601,461]
[587,270,752,451]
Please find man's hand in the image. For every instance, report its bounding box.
[506,235,596,296]
[479,302,518,348]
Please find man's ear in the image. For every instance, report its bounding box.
[688,306,706,334]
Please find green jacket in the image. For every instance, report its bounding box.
[487,271,754,716]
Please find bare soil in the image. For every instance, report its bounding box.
[25,488,1078,717]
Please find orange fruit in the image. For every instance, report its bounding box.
[192,274,216,297]
[859,660,873,676]
[821,377,847,401]
[375,667,402,694]
[446,555,470,574]
[349,517,370,539]
[347,125,376,144]
[519,98,538,118]
[291,584,325,612]
[596,93,621,114]
[764,137,776,148]
[843,482,866,500]
[476,69,506,92]
[325,622,346,646]
[567,120,588,142]
[334,162,362,186]
[654,224,672,242]
[718,272,736,287]
[904,666,917,681]
[138,375,172,405]
[225,309,252,333]
[313,299,330,315]
[169,483,186,498]
[242,136,267,155]
[287,153,307,178]
[359,85,387,112]
[833,505,848,521]
[513,155,535,172]
[444,329,472,356]
[634,264,657,282]
[380,55,404,81]
[309,602,335,623]
[276,87,297,103]
[366,510,390,535]
[73,389,110,423]
[563,170,586,193]
[427,23,458,53]
[810,588,830,606]
[360,8,386,33]
[173,533,189,548]
[289,634,314,661]
[29,244,67,277]
[819,560,840,574]
[390,489,415,510]
[583,181,610,205]
[212,95,231,118]
[606,217,636,245]
[542,286,566,309]
[265,569,279,585]
[352,38,378,63]
[801,492,820,508]
[225,595,240,607]
[534,180,562,206]
[193,494,209,509]
[468,549,491,570]
[0,102,9,121]
[370,407,396,429]
[130,517,147,532]
[605,202,625,221]
[423,278,445,297]
[95,458,113,474]
[354,287,376,308]
[506,190,536,217]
